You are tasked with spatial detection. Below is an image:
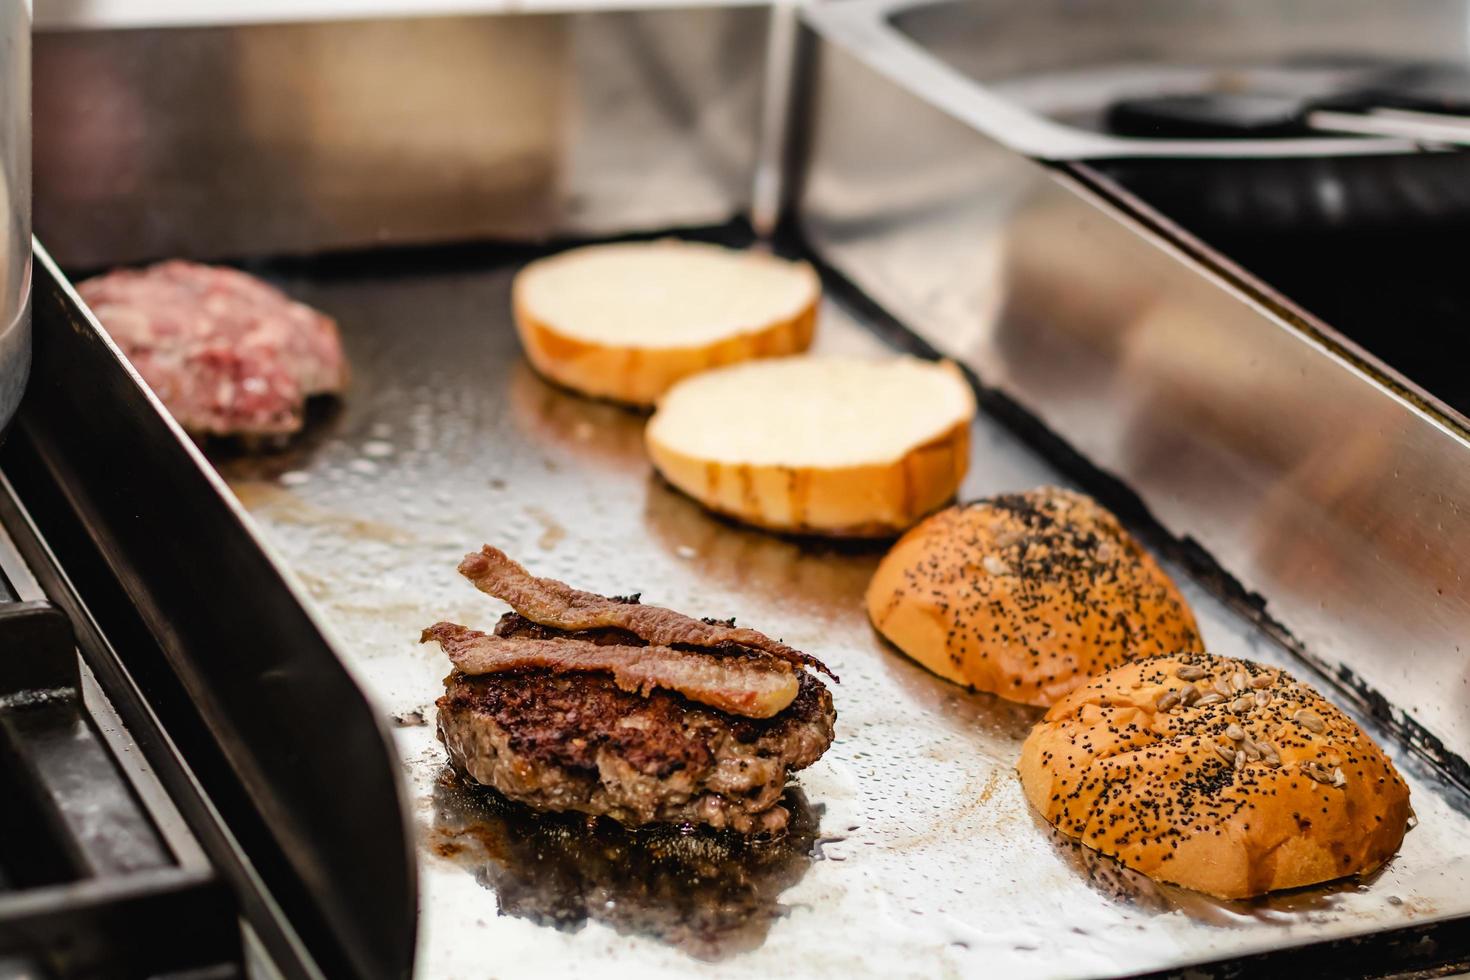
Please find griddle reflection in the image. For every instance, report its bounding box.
[1039,815,1377,925]
[642,472,884,605]
[873,637,1041,746]
[210,396,346,474]
[430,769,822,960]
[507,360,649,471]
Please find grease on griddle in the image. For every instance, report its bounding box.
[210,396,346,467]
[430,769,822,961]
[642,471,886,598]
[509,361,649,470]
[1037,815,1376,924]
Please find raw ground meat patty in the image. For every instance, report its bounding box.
[77,260,348,438]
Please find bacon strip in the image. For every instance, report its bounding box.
[422,622,800,719]
[457,546,838,681]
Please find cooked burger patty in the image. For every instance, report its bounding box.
[436,616,835,834]
[427,550,838,834]
[76,260,347,439]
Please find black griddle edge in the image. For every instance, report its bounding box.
[0,518,237,976]
[0,243,417,980]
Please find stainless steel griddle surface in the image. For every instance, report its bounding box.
[216,241,1470,979]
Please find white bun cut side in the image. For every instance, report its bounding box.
[646,356,976,537]
[512,240,820,407]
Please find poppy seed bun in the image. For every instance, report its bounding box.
[865,487,1202,706]
[1019,652,1411,899]
[512,241,819,407]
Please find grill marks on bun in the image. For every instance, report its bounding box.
[1018,652,1411,898]
[512,240,819,407]
[646,356,975,537]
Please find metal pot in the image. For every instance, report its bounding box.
[1,1,30,434]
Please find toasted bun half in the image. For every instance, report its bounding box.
[1019,652,1411,898]
[865,487,1202,706]
[646,356,975,537]
[512,241,819,407]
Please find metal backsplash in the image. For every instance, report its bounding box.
[34,6,770,267]
[799,2,1470,777]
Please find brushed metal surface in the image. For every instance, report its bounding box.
[798,8,1470,785]
[211,245,1470,979]
[1,1,30,432]
[34,6,769,267]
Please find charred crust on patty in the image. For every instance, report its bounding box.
[426,550,837,833]
[439,670,833,778]
[436,665,834,834]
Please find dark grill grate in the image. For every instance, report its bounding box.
[0,525,240,979]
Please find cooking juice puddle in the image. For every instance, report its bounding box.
[427,770,825,961]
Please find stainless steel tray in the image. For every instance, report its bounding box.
[212,238,1470,979]
[33,6,775,268]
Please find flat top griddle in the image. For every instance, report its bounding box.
[210,234,1470,980]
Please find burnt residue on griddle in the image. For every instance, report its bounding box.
[429,769,822,961]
